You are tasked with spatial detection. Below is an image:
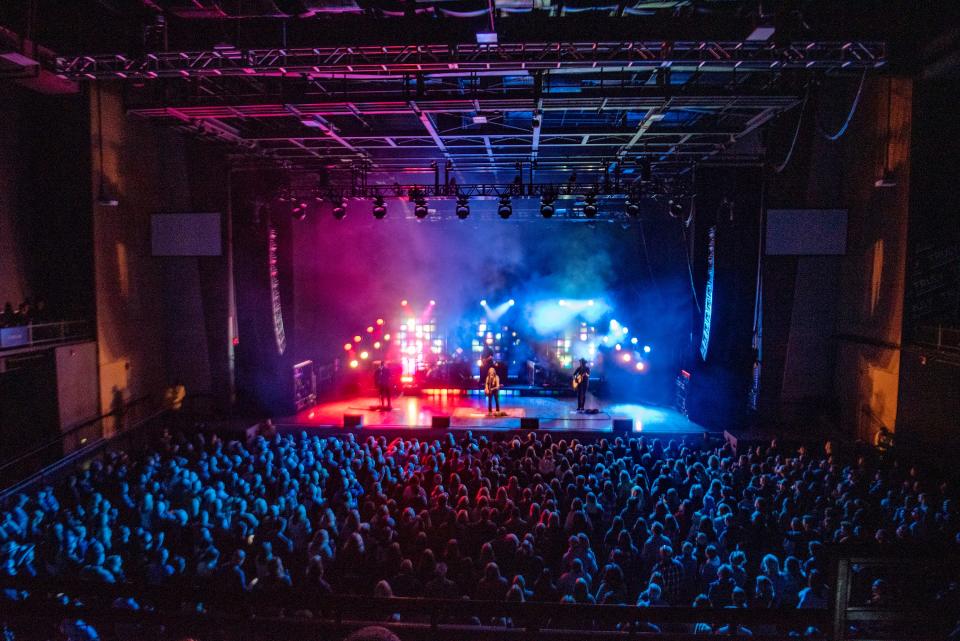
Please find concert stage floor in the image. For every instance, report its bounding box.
[280,393,706,436]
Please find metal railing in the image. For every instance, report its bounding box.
[0,395,163,495]
[913,324,960,352]
[0,319,93,352]
[2,553,955,641]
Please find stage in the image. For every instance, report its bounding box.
[280,392,706,436]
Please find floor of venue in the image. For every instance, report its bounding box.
[281,392,706,435]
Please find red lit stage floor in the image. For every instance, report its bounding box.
[280,393,706,436]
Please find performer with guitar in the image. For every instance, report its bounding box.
[484,367,501,415]
[572,358,591,412]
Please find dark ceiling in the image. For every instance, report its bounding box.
[4,0,947,185]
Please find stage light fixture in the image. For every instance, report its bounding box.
[376,318,384,325]
[643,345,651,353]
[583,192,598,218]
[372,195,387,219]
[630,337,638,345]
[456,194,470,219]
[622,353,632,363]
[588,300,595,306]
[349,359,359,368]
[625,199,640,218]
[360,351,369,360]
[332,200,347,220]
[292,204,307,221]
[508,299,515,306]
[669,199,685,218]
[480,299,488,307]
[497,195,512,219]
[410,188,429,219]
[401,299,408,306]
[636,362,645,371]
[540,191,556,218]
[344,343,352,351]
[429,300,436,306]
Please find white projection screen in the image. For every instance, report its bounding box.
[766,209,848,255]
[151,213,222,256]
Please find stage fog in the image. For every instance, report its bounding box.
[290,199,695,404]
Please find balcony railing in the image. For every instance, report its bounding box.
[0,319,93,352]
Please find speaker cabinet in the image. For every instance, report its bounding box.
[612,419,633,436]
[520,417,539,430]
[431,415,451,429]
[343,414,363,429]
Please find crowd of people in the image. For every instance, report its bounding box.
[1,429,957,636]
[0,298,51,328]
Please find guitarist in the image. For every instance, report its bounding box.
[484,367,501,414]
[572,358,591,412]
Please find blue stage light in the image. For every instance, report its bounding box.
[643,345,651,353]
[480,299,487,306]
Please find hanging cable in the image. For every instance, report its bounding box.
[637,217,664,306]
[772,90,809,174]
[817,69,867,141]
[679,210,702,316]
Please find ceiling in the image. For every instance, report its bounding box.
[1,0,898,184]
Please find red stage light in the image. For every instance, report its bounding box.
[376,318,384,325]
[401,299,408,306]
[349,359,359,368]
[353,335,362,343]
[360,351,369,360]
[344,343,352,351]
[367,326,374,333]
[374,341,381,349]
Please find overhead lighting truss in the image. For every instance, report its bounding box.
[56,40,886,80]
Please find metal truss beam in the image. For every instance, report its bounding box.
[128,94,800,120]
[57,40,886,80]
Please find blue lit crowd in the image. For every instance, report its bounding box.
[1,430,958,634]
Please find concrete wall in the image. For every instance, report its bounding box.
[90,84,233,424]
[760,76,911,440]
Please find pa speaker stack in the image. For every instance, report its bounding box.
[431,416,451,429]
[343,414,363,429]
[520,417,539,430]
[612,419,634,436]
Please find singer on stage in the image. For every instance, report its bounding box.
[484,367,501,414]
[374,361,392,410]
[573,358,591,412]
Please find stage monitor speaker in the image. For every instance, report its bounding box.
[521,417,539,430]
[431,416,451,429]
[343,414,363,429]
[612,419,634,436]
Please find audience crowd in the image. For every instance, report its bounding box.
[1,430,958,635]
[0,299,51,328]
